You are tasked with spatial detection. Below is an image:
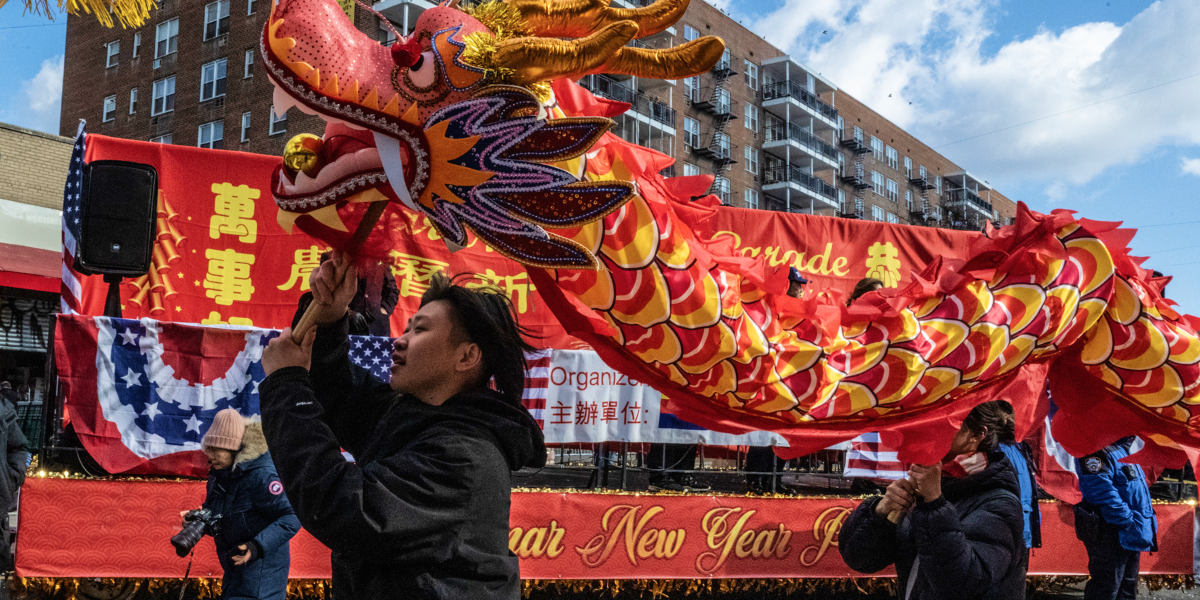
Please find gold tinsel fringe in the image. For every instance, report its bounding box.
[12,0,157,28]
[12,576,1194,599]
[459,1,553,103]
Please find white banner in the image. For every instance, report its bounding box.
[536,350,787,446]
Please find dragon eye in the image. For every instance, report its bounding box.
[409,51,437,88]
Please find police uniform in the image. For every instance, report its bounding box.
[1074,439,1157,600]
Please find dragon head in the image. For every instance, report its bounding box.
[262,0,723,268]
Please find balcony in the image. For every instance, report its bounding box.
[908,176,936,191]
[841,137,870,155]
[839,165,871,191]
[762,80,838,127]
[762,166,839,209]
[910,201,942,223]
[943,188,993,217]
[692,134,736,168]
[579,75,676,127]
[693,87,737,121]
[763,122,839,170]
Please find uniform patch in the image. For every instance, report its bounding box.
[268,480,284,495]
[1084,457,1103,474]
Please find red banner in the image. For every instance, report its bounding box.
[17,478,1193,579]
[77,135,981,348]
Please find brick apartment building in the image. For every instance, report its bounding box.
[60,0,1016,229]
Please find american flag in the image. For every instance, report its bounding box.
[842,432,906,480]
[60,124,88,314]
[348,336,551,427]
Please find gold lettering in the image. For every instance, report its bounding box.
[831,256,849,276]
[800,506,851,567]
[575,505,682,568]
[509,521,566,559]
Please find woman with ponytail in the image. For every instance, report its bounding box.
[839,401,1028,599]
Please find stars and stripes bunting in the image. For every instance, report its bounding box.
[61,123,87,315]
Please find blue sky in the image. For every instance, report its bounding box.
[2,0,1198,314]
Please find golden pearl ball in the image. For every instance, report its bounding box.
[283,133,324,176]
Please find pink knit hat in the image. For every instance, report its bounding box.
[203,408,245,451]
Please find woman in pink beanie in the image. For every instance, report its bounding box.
[189,408,300,600]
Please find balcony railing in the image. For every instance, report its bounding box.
[943,188,993,215]
[764,123,839,161]
[579,75,676,126]
[763,166,838,200]
[762,81,838,122]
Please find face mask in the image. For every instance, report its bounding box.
[955,452,988,475]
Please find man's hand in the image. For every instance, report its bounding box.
[262,327,316,377]
[307,251,358,326]
[875,477,919,518]
[908,463,943,502]
[230,543,255,566]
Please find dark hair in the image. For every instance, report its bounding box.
[847,277,884,306]
[962,400,1016,453]
[420,273,538,406]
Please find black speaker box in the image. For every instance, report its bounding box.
[77,160,159,277]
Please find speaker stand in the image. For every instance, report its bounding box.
[102,274,123,318]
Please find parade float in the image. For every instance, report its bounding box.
[19,0,1200,596]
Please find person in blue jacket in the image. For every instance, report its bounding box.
[1074,437,1158,600]
[196,408,301,600]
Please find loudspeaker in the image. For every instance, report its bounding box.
[77,160,159,277]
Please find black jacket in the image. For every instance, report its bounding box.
[201,423,301,600]
[0,395,25,571]
[259,315,546,600]
[839,452,1026,600]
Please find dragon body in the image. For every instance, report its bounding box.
[262,0,1200,464]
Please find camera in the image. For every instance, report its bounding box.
[171,508,221,557]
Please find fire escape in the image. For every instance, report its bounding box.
[691,51,738,202]
[907,171,940,225]
[838,126,870,218]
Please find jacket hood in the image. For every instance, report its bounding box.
[404,388,547,471]
[235,421,269,465]
[942,451,1020,504]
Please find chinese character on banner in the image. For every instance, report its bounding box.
[278,245,328,291]
[204,249,256,305]
[467,269,537,313]
[201,311,254,326]
[621,401,643,424]
[864,241,902,288]
[600,400,618,423]
[390,252,449,298]
[209,183,260,243]
[575,401,598,426]
[550,401,572,425]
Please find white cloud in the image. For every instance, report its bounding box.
[2,55,63,135]
[738,0,1200,195]
[1181,158,1200,177]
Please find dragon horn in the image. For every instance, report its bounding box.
[494,20,640,85]
[511,0,688,39]
[588,36,725,79]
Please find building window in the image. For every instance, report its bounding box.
[935,175,942,194]
[105,41,119,67]
[886,212,899,224]
[837,116,845,139]
[744,61,758,90]
[155,19,179,58]
[837,152,845,176]
[853,126,864,144]
[151,76,175,115]
[247,0,256,15]
[885,146,898,170]
[244,50,254,78]
[102,95,117,122]
[714,131,730,158]
[269,106,287,136]
[129,88,137,114]
[204,0,231,40]
[919,165,927,180]
[713,176,730,204]
[837,189,846,213]
[132,33,141,58]
[198,121,224,150]
[715,88,730,114]
[684,76,699,103]
[744,147,759,175]
[886,178,898,202]
[150,134,173,144]
[744,189,759,209]
[717,49,731,71]
[200,59,228,101]
[872,205,885,222]
[904,156,912,178]
[743,104,758,133]
[684,117,700,148]
[871,171,884,196]
[240,111,251,142]
[379,20,397,45]
[684,25,699,42]
[871,136,883,161]
[683,162,700,177]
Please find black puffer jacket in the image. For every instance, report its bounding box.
[839,453,1026,600]
[259,315,546,600]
